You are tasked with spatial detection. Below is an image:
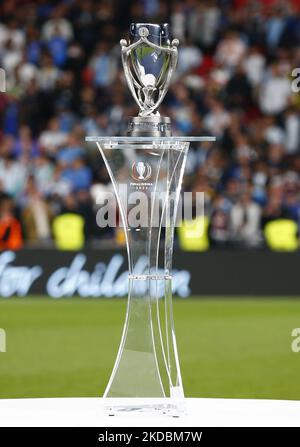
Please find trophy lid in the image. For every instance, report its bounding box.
[130,23,170,44]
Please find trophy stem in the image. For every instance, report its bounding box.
[127,116,172,137]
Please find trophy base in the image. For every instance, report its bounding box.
[127,116,171,137]
[103,398,186,418]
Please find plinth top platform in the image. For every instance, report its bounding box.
[85,136,216,143]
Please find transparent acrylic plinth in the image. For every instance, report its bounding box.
[86,136,215,417]
[86,136,216,143]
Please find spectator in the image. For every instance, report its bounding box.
[47,26,68,68]
[0,18,25,51]
[177,39,202,76]
[61,157,92,192]
[225,64,252,110]
[230,186,262,247]
[190,1,221,49]
[0,154,27,198]
[209,196,232,248]
[32,155,54,195]
[12,125,39,159]
[170,2,185,42]
[52,193,85,250]
[0,197,23,250]
[38,52,61,91]
[57,133,84,165]
[215,31,247,71]
[89,42,117,88]
[265,8,286,51]
[16,52,39,88]
[42,7,73,43]
[21,177,52,243]
[284,106,300,154]
[244,46,266,87]
[203,97,230,137]
[39,118,68,156]
[259,62,291,115]
[26,26,42,66]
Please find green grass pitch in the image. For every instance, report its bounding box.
[0,297,300,400]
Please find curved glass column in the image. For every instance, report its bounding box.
[85,136,215,415]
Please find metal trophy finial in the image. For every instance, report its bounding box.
[120,23,179,136]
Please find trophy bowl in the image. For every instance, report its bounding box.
[120,23,179,136]
[130,23,170,108]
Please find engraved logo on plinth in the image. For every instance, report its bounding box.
[131,161,152,181]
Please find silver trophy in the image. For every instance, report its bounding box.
[136,161,146,179]
[120,23,179,136]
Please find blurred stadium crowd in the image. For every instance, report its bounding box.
[0,0,300,250]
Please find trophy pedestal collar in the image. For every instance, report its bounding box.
[127,116,171,137]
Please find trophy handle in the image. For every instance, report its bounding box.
[120,40,142,112]
[120,37,179,117]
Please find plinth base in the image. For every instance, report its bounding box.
[104,398,186,418]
